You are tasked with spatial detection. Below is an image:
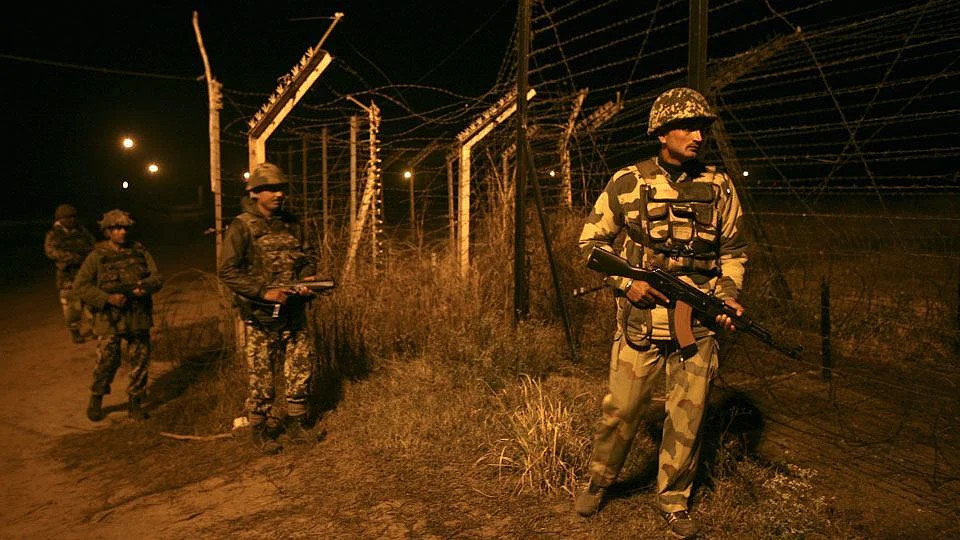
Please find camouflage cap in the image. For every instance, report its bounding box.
[98,209,135,230]
[246,162,288,192]
[55,203,77,220]
[647,87,718,135]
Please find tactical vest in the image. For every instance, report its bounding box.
[625,159,725,276]
[52,226,94,259]
[96,243,151,292]
[236,213,304,287]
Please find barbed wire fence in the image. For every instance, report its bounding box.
[208,0,959,514]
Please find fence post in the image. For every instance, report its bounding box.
[820,277,832,380]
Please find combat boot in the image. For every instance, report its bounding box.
[86,394,104,422]
[574,479,607,516]
[128,396,149,421]
[70,329,85,344]
[251,423,282,455]
[663,510,700,539]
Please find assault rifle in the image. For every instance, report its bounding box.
[586,247,803,360]
[274,279,337,295]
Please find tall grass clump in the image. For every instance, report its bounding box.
[479,374,598,495]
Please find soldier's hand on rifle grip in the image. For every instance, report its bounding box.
[107,293,127,307]
[263,288,291,304]
[716,298,744,332]
[626,280,670,309]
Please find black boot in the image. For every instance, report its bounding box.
[128,396,149,421]
[251,423,283,455]
[86,394,104,422]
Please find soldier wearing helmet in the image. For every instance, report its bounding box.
[73,209,162,423]
[219,162,322,455]
[44,203,96,343]
[575,87,749,539]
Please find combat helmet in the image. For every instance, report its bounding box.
[98,209,135,230]
[647,87,718,135]
[246,162,288,192]
[55,203,77,220]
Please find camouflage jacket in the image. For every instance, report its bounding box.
[73,240,162,335]
[44,222,96,289]
[579,156,748,342]
[218,198,317,327]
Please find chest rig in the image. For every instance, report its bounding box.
[53,226,93,257]
[237,213,304,286]
[97,243,150,291]
[626,160,723,276]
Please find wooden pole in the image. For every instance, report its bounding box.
[322,126,329,260]
[350,115,358,238]
[301,137,308,221]
[513,0,531,323]
[688,0,708,92]
[447,157,455,256]
[191,12,223,266]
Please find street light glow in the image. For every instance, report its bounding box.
[147,163,159,174]
[121,137,136,150]
[243,171,250,180]
[403,170,412,179]
[742,170,750,177]
[549,170,556,177]
[122,180,129,189]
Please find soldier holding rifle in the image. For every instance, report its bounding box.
[574,88,749,539]
[219,162,328,455]
[74,209,162,422]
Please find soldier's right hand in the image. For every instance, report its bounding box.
[626,280,670,309]
[107,293,127,307]
[263,288,291,304]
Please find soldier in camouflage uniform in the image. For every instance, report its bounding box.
[74,209,162,422]
[219,162,320,455]
[574,88,749,539]
[44,203,96,343]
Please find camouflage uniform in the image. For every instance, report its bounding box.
[44,205,96,340]
[578,88,748,516]
[74,214,162,401]
[219,190,318,429]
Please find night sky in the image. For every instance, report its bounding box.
[2,1,515,223]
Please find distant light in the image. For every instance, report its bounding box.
[549,170,556,177]
[243,171,250,180]
[402,170,412,179]
[742,170,750,177]
[122,180,130,189]
[121,137,136,150]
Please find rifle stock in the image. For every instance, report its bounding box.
[275,279,336,293]
[586,247,803,360]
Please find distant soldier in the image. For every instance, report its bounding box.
[574,88,749,539]
[74,209,162,422]
[44,203,96,343]
[219,163,321,455]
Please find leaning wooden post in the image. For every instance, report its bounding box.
[191,11,223,266]
[820,277,832,381]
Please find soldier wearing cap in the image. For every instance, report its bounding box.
[574,88,749,538]
[44,204,96,343]
[219,162,321,455]
[73,209,162,422]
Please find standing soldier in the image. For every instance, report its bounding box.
[74,209,162,422]
[574,88,749,539]
[219,162,320,455]
[44,203,96,343]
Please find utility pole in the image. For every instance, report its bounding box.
[191,11,223,265]
[349,115,358,237]
[514,0,532,323]
[447,156,455,256]
[559,89,587,208]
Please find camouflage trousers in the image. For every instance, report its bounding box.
[244,322,315,424]
[586,335,717,513]
[59,287,91,332]
[91,332,151,397]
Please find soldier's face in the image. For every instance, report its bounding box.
[106,226,128,245]
[253,186,286,213]
[658,119,711,165]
